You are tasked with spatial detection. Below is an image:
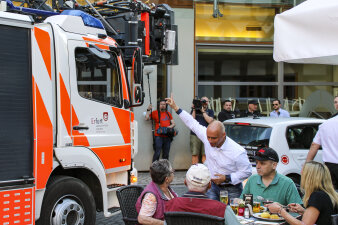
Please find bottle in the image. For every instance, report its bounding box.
[244,206,250,219]
[238,203,245,217]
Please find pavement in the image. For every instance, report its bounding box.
[95,171,187,225]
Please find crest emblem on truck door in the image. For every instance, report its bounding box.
[103,112,108,121]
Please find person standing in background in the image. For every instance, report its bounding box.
[270,99,290,118]
[190,97,214,164]
[218,100,236,122]
[240,100,261,117]
[145,100,176,162]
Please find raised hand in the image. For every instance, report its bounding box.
[165,93,179,111]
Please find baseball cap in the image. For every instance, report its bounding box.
[248,100,258,105]
[186,164,211,187]
[254,147,279,163]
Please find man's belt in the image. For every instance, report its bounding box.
[217,183,241,188]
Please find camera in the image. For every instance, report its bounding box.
[193,98,207,114]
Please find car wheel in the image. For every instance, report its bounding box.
[37,176,96,225]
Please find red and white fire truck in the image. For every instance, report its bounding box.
[0,0,177,224]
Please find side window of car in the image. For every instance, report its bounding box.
[75,47,122,107]
[286,124,320,149]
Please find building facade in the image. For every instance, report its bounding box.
[134,0,338,170]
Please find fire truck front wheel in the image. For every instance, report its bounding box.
[37,176,96,225]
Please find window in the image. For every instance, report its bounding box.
[75,48,122,107]
[225,124,272,146]
[286,124,320,149]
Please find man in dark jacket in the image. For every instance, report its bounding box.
[218,100,235,122]
[240,99,261,118]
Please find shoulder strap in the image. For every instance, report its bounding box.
[166,111,172,125]
[158,110,161,126]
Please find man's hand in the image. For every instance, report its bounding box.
[147,104,152,111]
[211,174,226,185]
[165,93,179,112]
[266,202,282,214]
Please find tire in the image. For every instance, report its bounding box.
[37,176,96,225]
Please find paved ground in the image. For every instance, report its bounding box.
[95,171,187,225]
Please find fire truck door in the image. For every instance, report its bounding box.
[67,41,130,149]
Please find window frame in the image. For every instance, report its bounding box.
[285,123,321,150]
[75,47,123,108]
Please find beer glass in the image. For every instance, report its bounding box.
[220,190,228,205]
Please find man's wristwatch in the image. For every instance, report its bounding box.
[225,175,231,184]
[147,109,150,111]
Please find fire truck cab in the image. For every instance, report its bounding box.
[0,6,144,225]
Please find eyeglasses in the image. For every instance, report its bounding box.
[272,104,279,106]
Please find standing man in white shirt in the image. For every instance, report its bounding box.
[306,97,338,189]
[270,99,290,118]
[165,94,252,200]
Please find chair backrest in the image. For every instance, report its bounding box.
[116,185,144,223]
[165,211,225,225]
[332,214,338,225]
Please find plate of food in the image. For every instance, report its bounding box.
[253,212,284,222]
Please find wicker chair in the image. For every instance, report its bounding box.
[165,211,225,225]
[116,185,144,225]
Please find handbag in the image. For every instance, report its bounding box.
[156,111,178,138]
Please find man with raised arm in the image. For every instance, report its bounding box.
[165,94,252,200]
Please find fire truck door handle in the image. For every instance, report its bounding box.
[297,156,306,160]
[73,125,89,130]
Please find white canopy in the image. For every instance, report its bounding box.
[273,0,338,65]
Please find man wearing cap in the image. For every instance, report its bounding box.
[165,164,241,225]
[240,147,302,206]
[240,100,261,118]
[165,94,252,201]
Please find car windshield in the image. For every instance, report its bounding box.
[225,124,272,146]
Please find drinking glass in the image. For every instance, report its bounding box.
[253,201,261,213]
[230,199,239,215]
[220,190,228,205]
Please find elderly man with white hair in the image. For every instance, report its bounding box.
[165,164,240,225]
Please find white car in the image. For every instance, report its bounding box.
[223,117,325,184]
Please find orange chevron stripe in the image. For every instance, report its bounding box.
[59,73,71,137]
[117,56,130,101]
[83,36,117,46]
[72,105,90,146]
[112,107,131,144]
[33,77,53,189]
[34,27,51,80]
[91,145,131,169]
[95,43,109,50]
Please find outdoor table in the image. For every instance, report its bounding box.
[236,212,301,225]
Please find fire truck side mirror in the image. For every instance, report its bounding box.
[129,48,144,107]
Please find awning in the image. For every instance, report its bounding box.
[273,0,338,65]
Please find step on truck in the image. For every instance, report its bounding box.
[0,0,177,224]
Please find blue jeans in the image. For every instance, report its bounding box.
[207,182,243,202]
[152,136,171,162]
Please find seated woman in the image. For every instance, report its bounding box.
[267,161,338,225]
[135,159,177,225]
